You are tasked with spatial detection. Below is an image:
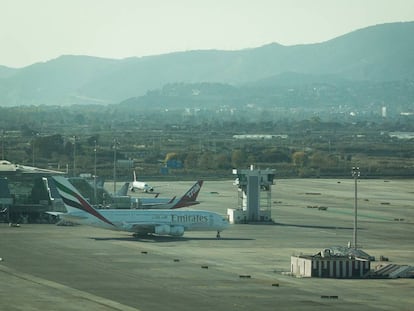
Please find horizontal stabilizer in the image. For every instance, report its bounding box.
[46,211,65,216]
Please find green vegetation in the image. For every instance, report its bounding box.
[1,105,413,180]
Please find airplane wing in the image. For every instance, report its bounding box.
[127,223,155,233]
[121,221,185,236]
[121,221,158,235]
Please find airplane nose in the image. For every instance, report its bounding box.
[222,218,230,228]
[216,215,230,229]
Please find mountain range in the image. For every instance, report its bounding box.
[0,21,413,107]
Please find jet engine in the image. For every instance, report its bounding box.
[154,225,184,236]
[169,226,184,236]
[154,224,171,235]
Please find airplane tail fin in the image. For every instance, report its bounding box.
[116,182,130,196]
[171,180,203,209]
[129,171,138,192]
[168,196,177,204]
[52,176,114,226]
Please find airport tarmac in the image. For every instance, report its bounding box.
[1,178,413,310]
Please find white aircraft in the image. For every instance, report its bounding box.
[130,171,154,193]
[51,176,229,238]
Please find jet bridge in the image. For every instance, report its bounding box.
[227,165,275,224]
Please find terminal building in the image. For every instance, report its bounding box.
[0,160,65,223]
[227,165,275,224]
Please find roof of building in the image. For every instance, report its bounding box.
[297,246,374,261]
[0,160,65,175]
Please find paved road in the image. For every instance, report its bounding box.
[1,179,413,310]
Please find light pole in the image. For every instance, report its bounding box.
[352,166,360,249]
[2,129,4,160]
[73,136,77,177]
[94,140,97,205]
[113,138,119,195]
[32,132,40,167]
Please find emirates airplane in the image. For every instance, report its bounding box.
[51,176,229,238]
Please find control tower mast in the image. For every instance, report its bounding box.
[227,165,275,224]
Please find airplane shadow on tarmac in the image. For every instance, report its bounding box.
[272,222,358,230]
[91,236,254,243]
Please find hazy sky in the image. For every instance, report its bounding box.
[1,0,414,68]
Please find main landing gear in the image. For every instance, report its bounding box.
[216,231,221,239]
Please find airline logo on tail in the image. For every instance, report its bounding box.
[185,180,203,200]
[53,176,115,226]
[171,180,203,209]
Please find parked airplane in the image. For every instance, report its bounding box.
[46,177,201,210]
[134,180,203,209]
[104,180,203,209]
[130,171,154,193]
[51,176,229,238]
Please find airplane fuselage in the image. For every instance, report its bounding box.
[130,197,199,209]
[61,209,229,235]
[131,181,153,192]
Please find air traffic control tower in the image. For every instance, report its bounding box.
[227,165,275,224]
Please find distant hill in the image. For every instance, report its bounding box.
[0,65,17,79]
[0,21,413,107]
